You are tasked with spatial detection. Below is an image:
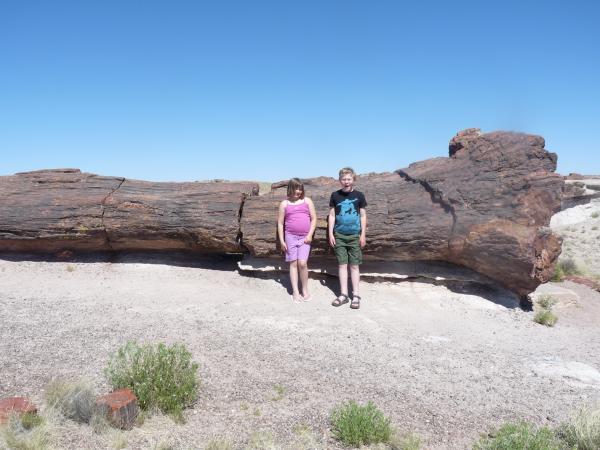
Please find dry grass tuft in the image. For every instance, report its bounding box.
[557,405,600,450]
[247,431,276,450]
[389,430,422,450]
[204,438,234,450]
[45,378,97,424]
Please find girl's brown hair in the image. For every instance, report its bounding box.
[287,178,305,199]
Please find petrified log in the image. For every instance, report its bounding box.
[561,175,600,209]
[240,129,564,297]
[0,129,564,297]
[0,169,257,253]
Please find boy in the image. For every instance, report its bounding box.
[328,167,367,309]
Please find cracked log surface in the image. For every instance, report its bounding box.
[241,129,564,297]
[0,129,563,297]
[0,169,258,253]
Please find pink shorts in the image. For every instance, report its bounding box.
[285,232,311,262]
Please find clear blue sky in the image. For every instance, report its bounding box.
[1,0,598,181]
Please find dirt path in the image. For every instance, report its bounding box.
[1,254,599,449]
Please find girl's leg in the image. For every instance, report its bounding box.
[289,260,302,301]
[298,259,310,300]
[338,263,349,297]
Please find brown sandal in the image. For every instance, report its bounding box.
[331,294,349,307]
[350,295,361,309]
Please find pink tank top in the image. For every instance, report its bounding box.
[284,200,311,235]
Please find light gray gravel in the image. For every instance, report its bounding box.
[1,253,600,449]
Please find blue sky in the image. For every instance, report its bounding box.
[1,0,599,181]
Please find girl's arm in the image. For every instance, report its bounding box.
[305,197,317,244]
[277,200,287,251]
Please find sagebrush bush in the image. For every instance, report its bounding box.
[473,422,562,450]
[330,400,392,447]
[104,341,199,418]
[557,406,600,450]
[45,378,97,424]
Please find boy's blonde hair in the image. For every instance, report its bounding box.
[286,178,305,199]
[338,167,356,180]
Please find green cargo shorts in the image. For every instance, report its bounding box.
[333,232,362,265]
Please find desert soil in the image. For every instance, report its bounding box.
[551,197,600,278]
[1,250,600,449]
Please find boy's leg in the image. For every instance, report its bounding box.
[338,264,349,297]
[347,234,362,308]
[298,259,310,299]
[333,232,350,298]
[350,264,360,297]
[289,260,302,301]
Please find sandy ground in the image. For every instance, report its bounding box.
[551,197,600,278]
[1,252,600,449]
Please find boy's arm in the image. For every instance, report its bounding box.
[359,208,367,248]
[328,207,336,247]
[305,198,317,244]
[277,201,287,251]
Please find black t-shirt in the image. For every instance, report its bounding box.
[329,189,367,235]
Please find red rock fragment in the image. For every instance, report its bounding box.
[96,388,139,430]
[0,397,37,424]
[565,275,600,292]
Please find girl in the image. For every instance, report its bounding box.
[277,178,317,302]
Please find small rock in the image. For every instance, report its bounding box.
[96,388,139,430]
[0,397,37,424]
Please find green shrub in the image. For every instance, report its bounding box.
[473,422,562,450]
[558,258,582,277]
[45,379,97,424]
[536,295,556,310]
[557,406,600,450]
[105,341,199,419]
[19,413,44,431]
[330,401,392,447]
[591,212,599,219]
[534,310,558,327]
[551,262,565,282]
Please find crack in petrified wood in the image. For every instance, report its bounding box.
[396,169,458,237]
[100,177,125,250]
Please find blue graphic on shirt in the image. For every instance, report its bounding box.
[335,198,361,234]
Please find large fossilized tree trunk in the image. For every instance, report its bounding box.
[0,129,563,297]
[240,129,564,297]
[0,169,257,253]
